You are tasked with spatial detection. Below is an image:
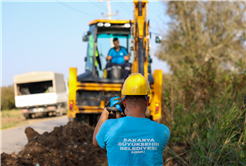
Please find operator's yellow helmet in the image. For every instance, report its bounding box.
[121,73,150,96]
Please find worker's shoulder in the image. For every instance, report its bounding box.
[105,117,124,125]
[109,47,115,51]
[104,118,127,132]
[108,47,115,54]
[120,46,127,50]
[149,120,170,134]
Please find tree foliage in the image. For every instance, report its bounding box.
[157,1,246,72]
[157,2,246,164]
[1,85,16,110]
[156,1,246,109]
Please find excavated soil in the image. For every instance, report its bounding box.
[1,122,107,166]
[1,121,187,166]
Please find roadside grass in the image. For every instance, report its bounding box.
[1,109,27,130]
[163,94,246,165]
[1,110,68,130]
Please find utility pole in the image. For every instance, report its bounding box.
[107,0,112,19]
[98,0,118,47]
[98,0,118,19]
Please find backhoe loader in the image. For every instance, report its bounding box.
[67,0,162,125]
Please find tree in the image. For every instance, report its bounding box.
[1,85,16,110]
[156,1,246,109]
[157,1,246,72]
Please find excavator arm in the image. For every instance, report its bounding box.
[132,0,149,79]
[132,0,163,121]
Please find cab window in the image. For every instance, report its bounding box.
[96,34,132,78]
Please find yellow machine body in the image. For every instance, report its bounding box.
[67,0,163,123]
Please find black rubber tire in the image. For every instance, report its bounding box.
[24,114,29,120]
[31,114,36,119]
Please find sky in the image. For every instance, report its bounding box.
[1,0,171,86]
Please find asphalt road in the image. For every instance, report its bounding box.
[1,116,68,154]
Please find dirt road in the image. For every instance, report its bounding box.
[1,116,68,154]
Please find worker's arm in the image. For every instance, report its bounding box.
[123,47,130,61]
[124,54,130,61]
[92,108,109,147]
[106,55,112,61]
[106,48,113,61]
[93,97,123,148]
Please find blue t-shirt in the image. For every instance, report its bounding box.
[96,116,170,166]
[108,46,128,64]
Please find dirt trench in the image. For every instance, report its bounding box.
[1,122,107,166]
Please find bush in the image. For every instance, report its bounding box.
[1,85,16,110]
[161,74,246,165]
[165,94,246,165]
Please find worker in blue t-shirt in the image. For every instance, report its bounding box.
[106,37,131,79]
[93,73,171,166]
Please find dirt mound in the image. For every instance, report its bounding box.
[1,153,19,166]
[25,127,39,142]
[1,122,107,166]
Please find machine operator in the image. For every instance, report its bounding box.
[92,73,170,166]
[106,38,131,79]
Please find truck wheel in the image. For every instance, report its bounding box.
[31,114,36,119]
[48,112,53,117]
[23,114,29,120]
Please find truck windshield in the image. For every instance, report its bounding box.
[96,34,131,78]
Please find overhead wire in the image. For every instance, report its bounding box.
[90,2,107,13]
[120,1,130,12]
[96,1,108,11]
[95,1,107,10]
[57,1,99,17]
[118,1,132,18]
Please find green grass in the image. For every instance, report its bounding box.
[1,109,22,118]
[163,95,246,165]
[1,109,27,130]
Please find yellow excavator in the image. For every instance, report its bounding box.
[67,0,162,125]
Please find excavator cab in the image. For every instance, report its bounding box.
[68,20,134,125]
[82,20,132,81]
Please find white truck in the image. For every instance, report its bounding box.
[14,71,68,119]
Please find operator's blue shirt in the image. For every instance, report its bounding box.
[108,46,128,64]
[96,116,170,166]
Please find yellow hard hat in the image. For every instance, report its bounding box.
[121,73,150,96]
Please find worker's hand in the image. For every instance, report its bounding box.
[105,96,124,113]
[124,55,130,61]
[106,56,112,61]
